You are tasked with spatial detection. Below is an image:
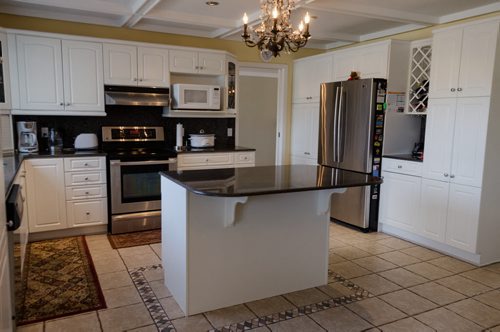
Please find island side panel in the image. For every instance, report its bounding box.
[186,190,331,315]
[161,178,189,313]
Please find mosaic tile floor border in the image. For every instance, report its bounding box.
[129,265,372,332]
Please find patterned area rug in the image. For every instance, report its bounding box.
[15,236,106,325]
[108,229,161,249]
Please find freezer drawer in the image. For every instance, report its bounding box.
[331,185,371,228]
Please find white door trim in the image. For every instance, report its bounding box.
[238,62,288,165]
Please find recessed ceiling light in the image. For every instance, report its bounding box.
[206,1,219,6]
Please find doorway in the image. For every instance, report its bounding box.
[237,63,287,166]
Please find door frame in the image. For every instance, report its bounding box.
[238,62,288,165]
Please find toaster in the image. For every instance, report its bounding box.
[74,133,98,150]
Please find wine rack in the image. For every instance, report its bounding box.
[405,39,432,114]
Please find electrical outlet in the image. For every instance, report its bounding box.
[227,128,233,137]
[41,127,49,137]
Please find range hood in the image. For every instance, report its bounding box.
[104,85,170,106]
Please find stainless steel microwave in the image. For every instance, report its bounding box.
[171,83,221,110]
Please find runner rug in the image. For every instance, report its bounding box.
[15,236,106,325]
[107,229,161,249]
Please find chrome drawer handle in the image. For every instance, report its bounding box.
[444,173,449,177]
[450,174,455,178]
[397,165,402,169]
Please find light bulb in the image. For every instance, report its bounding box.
[299,21,304,32]
[243,12,248,24]
[304,12,310,24]
[272,6,279,19]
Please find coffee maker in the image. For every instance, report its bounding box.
[17,121,38,153]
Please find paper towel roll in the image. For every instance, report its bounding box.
[176,123,184,147]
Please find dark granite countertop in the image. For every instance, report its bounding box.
[383,154,423,163]
[3,150,106,198]
[176,146,255,154]
[161,165,382,197]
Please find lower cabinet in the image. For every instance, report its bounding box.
[25,156,108,233]
[380,158,482,255]
[290,103,319,164]
[25,158,67,232]
[177,151,255,171]
[379,171,421,233]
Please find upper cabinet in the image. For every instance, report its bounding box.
[332,42,389,81]
[15,35,105,115]
[169,49,225,75]
[430,21,499,98]
[292,55,332,103]
[405,39,432,114]
[103,43,170,87]
[0,32,11,110]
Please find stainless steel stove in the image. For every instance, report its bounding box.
[102,126,177,234]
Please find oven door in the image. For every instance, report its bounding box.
[110,159,176,214]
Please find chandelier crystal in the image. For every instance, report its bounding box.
[242,0,311,62]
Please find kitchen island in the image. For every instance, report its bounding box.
[160,165,381,315]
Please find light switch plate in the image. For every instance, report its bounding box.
[227,128,233,137]
[41,127,49,137]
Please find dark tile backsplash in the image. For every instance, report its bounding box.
[13,106,235,152]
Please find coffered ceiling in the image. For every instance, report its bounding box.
[0,0,498,49]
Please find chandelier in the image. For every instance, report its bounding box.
[242,0,311,62]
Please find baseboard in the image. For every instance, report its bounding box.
[27,225,108,242]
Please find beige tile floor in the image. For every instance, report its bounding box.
[17,223,500,332]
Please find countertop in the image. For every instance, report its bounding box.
[383,154,423,162]
[3,150,106,198]
[176,146,255,154]
[161,165,382,197]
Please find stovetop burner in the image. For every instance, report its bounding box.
[105,147,177,160]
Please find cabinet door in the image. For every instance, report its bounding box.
[198,52,225,75]
[137,47,170,87]
[62,40,104,112]
[0,115,13,153]
[458,21,499,97]
[293,55,332,103]
[419,178,448,242]
[332,52,357,82]
[450,97,489,187]
[429,29,462,98]
[26,158,67,232]
[358,43,389,79]
[290,103,318,159]
[0,33,11,109]
[290,155,317,165]
[169,50,198,74]
[103,43,137,85]
[16,35,65,110]
[66,198,107,227]
[422,98,455,182]
[379,172,421,232]
[445,183,480,253]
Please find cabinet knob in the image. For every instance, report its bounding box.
[86,212,90,215]
[66,102,71,106]
[60,102,64,106]
[444,173,449,177]
[304,152,310,155]
[205,158,209,162]
[450,174,455,178]
[450,88,456,92]
[397,165,402,169]
[133,78,138,81]
[84,177,89,181]
[85,191,89,195]
[195,66,199,70]
[457,88,462,92]
[84,163,89,166]
[139,78,143,82]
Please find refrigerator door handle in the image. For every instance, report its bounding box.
[337,86,344,162]
[332,87,340,162]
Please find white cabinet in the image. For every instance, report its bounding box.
[16,35,105,114]
[379,169,421,233]
[62,40,104,112]
[177,151,255,171]
[104,43,169,87]
[332,42,389,81]
[25,158,67,232]
[292,55,332,103]
[169,49,225,75]
[423,97,489,187]
[0,32,11,110]
[0,115,13,153]
[419,178,448,242]
[64,156,107,228]
[430,21,499,98]
[290,103,319,164]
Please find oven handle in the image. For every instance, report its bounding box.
[110,159,177,166]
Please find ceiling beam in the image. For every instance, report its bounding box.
[303,2,439,25]
[10,0,130,15]
[143,9,236,29]
[359,23,428,42]
[439,3,500,24]
[121,0,161,28]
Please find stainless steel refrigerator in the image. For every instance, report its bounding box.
[318,78,387,231]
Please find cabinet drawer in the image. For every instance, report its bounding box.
[65,184,107,200]
[382,158,422,176]
[206,153,233,165]
[234,152,255,165]
[65,171,106,186]
[64,157,105,171]
[66,198,107,227]
[178,153,233,167]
